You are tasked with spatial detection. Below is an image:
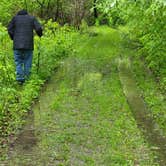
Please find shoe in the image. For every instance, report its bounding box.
[17,80,25,85]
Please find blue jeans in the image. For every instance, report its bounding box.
[14,50,33,81]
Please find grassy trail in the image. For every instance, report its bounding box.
[2,27,161,166]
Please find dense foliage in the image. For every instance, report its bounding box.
[0,0,95,27]
[122,1,166,91]
[96,0,166,92]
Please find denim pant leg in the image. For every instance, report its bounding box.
[23,50,33,79]
[14,50,24,81]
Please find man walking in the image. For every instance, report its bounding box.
[8,9,43,84]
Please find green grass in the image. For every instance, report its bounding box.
[3,26,161,166]
[119,26,166,135]
[131,58,166,135]
[31,27,158,165]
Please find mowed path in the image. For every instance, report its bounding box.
[3,27,162,166]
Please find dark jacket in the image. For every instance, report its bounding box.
[8,10,42,50]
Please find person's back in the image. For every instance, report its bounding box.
[8,9,42,84]
[8,10,42,50]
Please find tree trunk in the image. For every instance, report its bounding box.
[24,0,28,10]
[55,0,60,21]
[93,0,98,19]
